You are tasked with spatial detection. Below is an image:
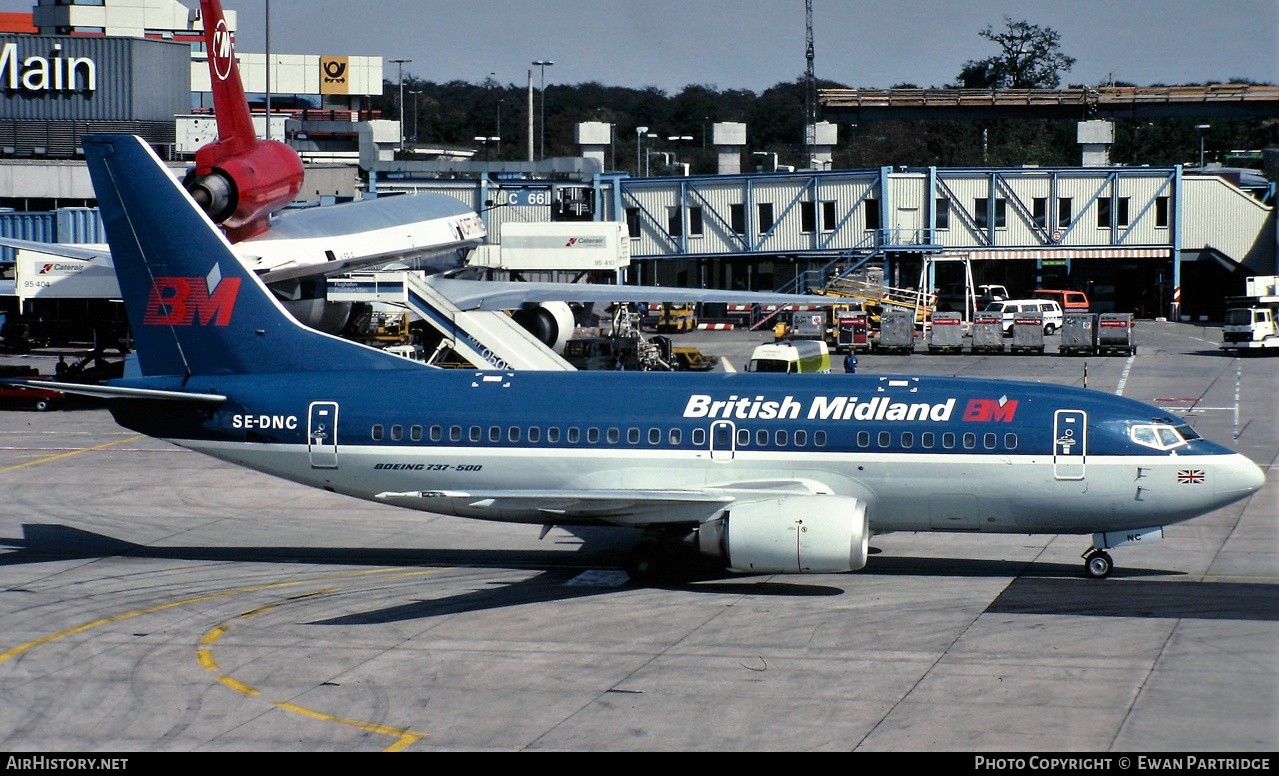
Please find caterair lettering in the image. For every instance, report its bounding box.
[684,395,955,423]
[143,276,241,327]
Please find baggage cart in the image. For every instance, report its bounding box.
[1011,311,1045,354]
[927,312,963,353]
[1058,313,1097,355]
[1097,313,1136,355]
[877,308,915,354]
[971,313,1005,353]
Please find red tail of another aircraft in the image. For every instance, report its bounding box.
[187,0,305,242]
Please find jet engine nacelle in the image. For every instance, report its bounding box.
[512,301,576,353]
[187,139,305,241]
[698,495,869,573]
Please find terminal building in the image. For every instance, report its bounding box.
[1,0,1275,321]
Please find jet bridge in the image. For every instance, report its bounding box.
[327,271,575,371]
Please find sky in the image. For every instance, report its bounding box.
[3,0,1276,93]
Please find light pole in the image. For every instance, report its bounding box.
[408,90,421,145]
[391,59,411,152]
[635,126,648,177]
[667,135,692,175]
[1195,124,1211,167]
[475,136,500,162]
[532,60,554,160]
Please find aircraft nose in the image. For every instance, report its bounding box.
[1216,454,1267,499]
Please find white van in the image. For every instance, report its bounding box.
[746,340,831,373]
[980,299,1064,335]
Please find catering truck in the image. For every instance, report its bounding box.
[1221,276,1279,353]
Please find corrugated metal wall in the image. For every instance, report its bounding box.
[0,207,104,262]
[1,36,190,122]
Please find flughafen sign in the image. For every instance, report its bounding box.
[0,42,97,92]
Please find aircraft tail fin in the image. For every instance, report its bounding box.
[84,134,410,378]
[198,0,256,158]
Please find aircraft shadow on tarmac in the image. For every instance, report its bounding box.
[3,523,1276,624]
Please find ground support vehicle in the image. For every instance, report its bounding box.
[983,299,1064,335]
[746,339,831,373]
[1059,313,1097,355]
[1011,311,1046,354]
[927,312,964,353]
[654,303,698,333]
[1221,276,1279,354]
[970,313,1005,353]
[1096,313,1137,356]
[1034,289,1091,313]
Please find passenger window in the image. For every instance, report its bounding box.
[509,426,521,443]
[794,430,807,446]
[901,432,914,449]
[568,427,580,443]
[775,430,788,446]
[372,424,384,441]
[756,429,769,446]
[878,431,891,448]
[547,427,560,443]
[943,432,956,449]
[922,431,935,448]
[411,425,423,442]
[449,426,462,442]
[737,429,750,446]
[587,428,600,444]
[628,428,640,444]
[391,425,403,441]
[489,426,501,443]
[963,433,977,449]
[528,427,541,443]
[649,428,661,445]
[1004,433,1018,450]
[814,430,827,447]
[692,428,705,446]
[857,431,870,448]
[984,433,997,449]
[670,428,682,445]
[429,425,442,442]
[469,426,481,442]
[607,428,620,444]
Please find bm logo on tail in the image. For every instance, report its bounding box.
[143,263,240,326]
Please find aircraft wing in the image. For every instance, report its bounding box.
[374,479,838,526]
[0,237,110,262]
[375,488,736,525]
[424,276,861,312]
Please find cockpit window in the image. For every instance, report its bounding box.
[1129,423,1189,451]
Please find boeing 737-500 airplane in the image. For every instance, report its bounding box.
[21,135,1266,582]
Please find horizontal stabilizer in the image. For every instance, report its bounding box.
[0,379,226,404]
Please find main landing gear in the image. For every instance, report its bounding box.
[1082,548,1114,579]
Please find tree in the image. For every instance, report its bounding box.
[955,18,1076,89]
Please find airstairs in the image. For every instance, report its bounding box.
[327,271,575,371]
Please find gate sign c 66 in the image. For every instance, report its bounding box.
[503,189,553,207]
